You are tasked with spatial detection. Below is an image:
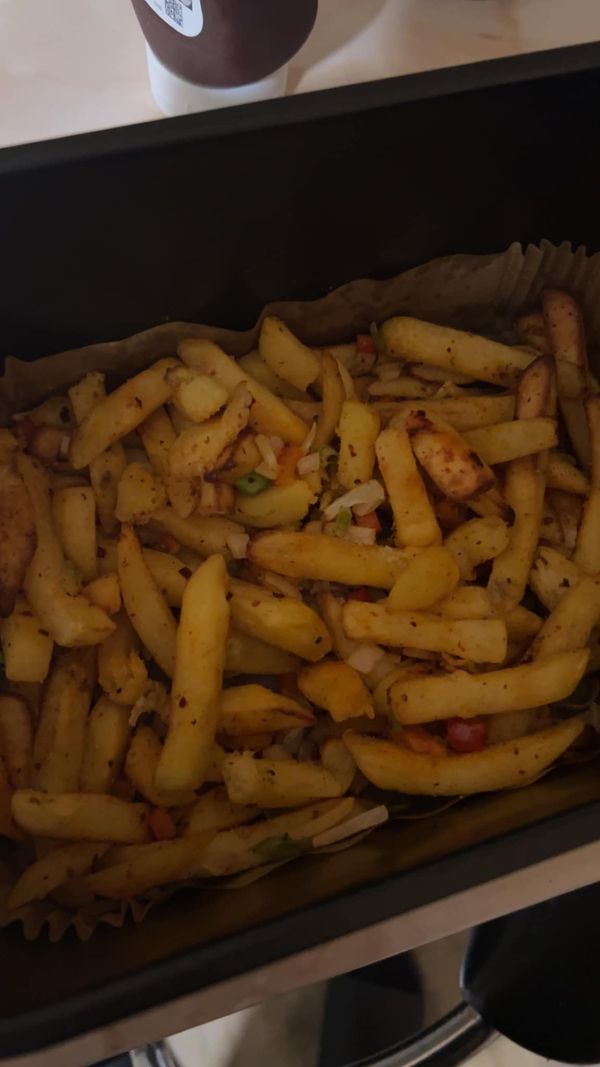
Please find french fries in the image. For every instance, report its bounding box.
[298,662,374,722]
[406,410,495,502]
[32,648,96,793]
[233,480,315,528]
[344,717,584,796]
[12,789,150,843]
[573,398,600,574]
[80,696,131,794]
[0,595,53,682]
[118,524,177,677]
[464,418,557,466]
[343,601,507,663]
[124,725,196,807]
[445,516,510,581]
[0,695,33,789]
[314,352,345,450]
[229,579,332,661]
[52,486,97,581]
[168,384,252,480]
[223,750,345,807]
[376,425,441,546]
[182,787,258,836]
[156,554,229,794]
[386,547,459,612]
[390,649,588,723]
[259,316,321,392]
[0,457,36,617]
[153,506,245,561]
[86,835,212,899]
[97,611,148,706]
[219,684,314,734]
[8,843,107,910]
[388,395,516,432]
[249,531,410,589]
[380,317,532,386]
[337,400,380,490]
[528,575,600,660]
[224,630,300,675]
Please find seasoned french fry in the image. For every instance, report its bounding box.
[529,545,582,612]
[219,684,314,735]
[118,524,177,677]
[528,575,600,660]
[467,486,513,523]
[168,367,228,423]
[224,630,300,675]
[433,585,495,619]
[179,339,308,444]
[83,572,121,616]
[124,725,196,806]
[12,789,150,843]
[516,311,550,354]
[445,516,510,581]
[115,462,167,524]
[542,290,590,467]
[343,601,507,662]
[0,695,32,789]
[387,395,516,432]
[33,649,96,793]
[344,717,584,796]
[80,697,131,794]
[0,458,36,618]
[464,418,557,466]
[298,661,374,722]
[406,410,495,502]
[320,738,356,792]
[368,377,437,398]
[574,398,600,574]
[223,751,345,808]
[376,425,440,547]
[182,787,258,836]
[138,407,197,518]
[0,754,19,839]
[238,350,307,400]
[390,648,588,723]
[337,400,380,490]
[156,554,229,794]
[386,547,459,612]
[168,384,252,480]
[0,595,53,683]
[86,835,212,899]
[70,358,179,469]
[249,530,410,589]
[546,452,590,495]
[141,548,190,606]
[380,317,532,386]
[97,610,148,706]
[8,842,107,910]
[259,316,321,392]
[504,605,543,641]
[52,486,97,582]
[233,480,315,528]
[316,590,359,660]
[229,579,331,661]
[153,506,245,561]
[314,352,345,450]
[16,453,114,646]
[68,370,106,422]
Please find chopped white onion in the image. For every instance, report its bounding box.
[301,421,317,454]
[335,357,355,400]
[226,533,249,559]
[268,435,285,457]
[255,434,280,476]
[345,526,376,545]
[345,643,386,674]
[312,805,389,848]
[297,452,320,476]
[323,480,385,521]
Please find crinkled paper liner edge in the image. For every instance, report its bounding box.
[2,238,599,938]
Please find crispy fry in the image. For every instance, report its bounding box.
[386,546,459,611]
[220,684,314,735]
[118,524,177,678]
[168,367,229,423]
[259,317,321,392]
[115,463,167,524]
[156,554,229,793]
[153,506,245,561]
[386,395,516,432]
[182,787,258,836]
[529,545,582,612]
[344,717,584,796]
[124,726,196,807]
[337,400,380,490]
[229,579,331,661]
[32,648,96,793]
[298,661,374,722]
[249,530,411,589]
[343,601,507,662]
[12,789,150,843]
[233,480,315,528]
[0,459,36,618]
[464,418,557,466]
[0,595,53,683]
[376,425,441,547]
[8,842,107,910]
[224,630,300,675]
[83,572,121,616]
[223,751,345,808]
[86,835,212,899]
[80,697,131,794]
[138,407,197,518]
[546,452,590,495]
[574,398,600,574]
[237,350,307,400]
[390,649,588,723]
[0,695,33,789]
[314,352,345,450]
[406,410,495,502]
[528,575,600,660]
[380,317,532,386]
[445,516,510,581]
[168,384,252,479]
[97,610,148,706]
[52,486,97,582]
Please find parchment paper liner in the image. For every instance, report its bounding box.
[2,239,600,940]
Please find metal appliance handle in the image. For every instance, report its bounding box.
[342,1002,493,1067]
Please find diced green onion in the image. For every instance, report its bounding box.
[234,471,271,496]
[252,834,307,863]
[334,507,352,535]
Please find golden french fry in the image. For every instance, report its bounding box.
[546,452,590,495]
[0,594,53,682]
[17,453,114,646]
[80,696,131,794]
[229,579,332,661]
[368,377,437,398]
[390,648,588,724]
[298,661,374,722]
[32,648,96,793]
[224,630,300,675]
[115,462,167,524]
[238,350,307,400]
[445,516,510,581]
[0,754,20,839]
[98,610,148,706]
[432,585,494,619]
[68,370,105,421]
[168,384,252,480]
[316,590,359,660]
[528,575,600,660]
[86,835,212,899]
[118,524,177,677]
[406,410,495,502]
[142,548,190,607]
[259,316,321,392]
[0,695,33,789]
[233,480,315,528]
[219,684,314,735]
[0,458,36,618]
[386,546,459,611]
[179,338,308,444]
[542,290,587,385]
[529,545,582,612]
[343,601,507,662]
[8,842,107,909]
[464,418,557,466]
[168,367,228,423]
[485,707,553,745]
[249,530,410,589]
[138,407,197,518]
[380,317,532,386]
[52,486,97,582]
[70,358,179,469]
[574,398,600,574]
[320,738,356,792]
[182,787,258,836]
[223,751,345,808]
[12,789,150,842]
[387,395,516,432]
[467,486,513,523]
[124,725,196,806]
[337,400,380,490]
[313,352,345,450]
[516,311,551,354]
[153,506,245,561]
[376,425,440,547]
[83,572,121,616]
[504,605,543,641]
[156,554,229,794]
[344,717,584,796]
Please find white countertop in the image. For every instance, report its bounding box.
[1,0,599,149]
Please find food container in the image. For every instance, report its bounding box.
[1,41,600,1067]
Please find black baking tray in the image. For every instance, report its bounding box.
[1,41,600,1059]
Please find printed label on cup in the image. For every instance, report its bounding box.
[141,0,203,37]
